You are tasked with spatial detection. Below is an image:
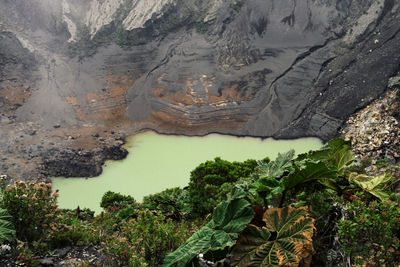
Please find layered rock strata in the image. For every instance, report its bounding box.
[0,0,399,178]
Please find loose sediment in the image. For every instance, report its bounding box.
[344,75,400,162]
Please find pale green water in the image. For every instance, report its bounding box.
[52,131,322,213]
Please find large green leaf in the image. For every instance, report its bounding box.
[296,138,354,173]
[0,208,15,243]
[162,227,214,267]
[163,191,254,266]
[282,160,337,191]
[349,173,392,201]
[258,150,295,179]
[325,139,354,173]
[232,207,314,267]
[250,150,295,204]
[251,177,284,200]
[212,197,254,233]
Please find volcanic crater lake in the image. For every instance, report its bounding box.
[52,131,323,213]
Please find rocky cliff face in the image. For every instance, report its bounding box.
[0,0,399,179]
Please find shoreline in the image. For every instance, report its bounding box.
[47,128,325,180]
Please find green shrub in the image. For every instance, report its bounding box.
[44,212,99,250]
[78,208,95,221]
[92,211,118,233]
[1,181,59,242]
[0,181,99,251]
[103,210,198,266]
[46,227,86,249]
[143,187,191,220]
[116,206,137,222]
[338,196,400,266]
[100,191,136,212]
[188,157,258,216]
[93,207,137,235]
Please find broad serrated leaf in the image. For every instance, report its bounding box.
[254,177,281,193]
[164,227,213,267]
[213,198,254,233]
[296,138,354,174]
[252,177,284,201]
[279,217,314,242]
[164,193,254,266]
[323,138,354,172]
[349,173,391,201]
[276,240,297,263]
[258,150,295,179]
[282,160,337,191]
[318,177,342,192]
[231,225,274,266]
[232,207,314,267]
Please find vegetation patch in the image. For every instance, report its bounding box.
[0,138,399,266]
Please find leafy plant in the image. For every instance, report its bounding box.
[232,207,315,267]
[243,151,294,206]
[258,150,295,178]
[338,197,400,265]
[46,225,88,249]
[1,181,59,242]
[281,160,337,201]
[164,190,254,266]
[0,208,15,243]
[188,157,258,216]
[116,206,137,222]
[143,187,191,220]
[34,209,99,252]
[348,173,392,201]
[100,191,136,212]
[249,139,354,208]
[103,210,196,266]
[297,138,354,176]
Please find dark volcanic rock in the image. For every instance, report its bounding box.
[41,143,128,177]
[0,245,108,267]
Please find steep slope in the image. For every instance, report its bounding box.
[0,0,399,179]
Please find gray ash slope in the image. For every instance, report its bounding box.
[0,0,399,178]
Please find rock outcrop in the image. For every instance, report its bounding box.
[344,76,400,162]
[0,0,399,178]
[41,135,128,177]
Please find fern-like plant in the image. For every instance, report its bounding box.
[0,208,15,243]
[232,206,315,267]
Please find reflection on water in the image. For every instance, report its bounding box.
[52,131,322,213]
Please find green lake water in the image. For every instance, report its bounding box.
[52,131,323,213]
